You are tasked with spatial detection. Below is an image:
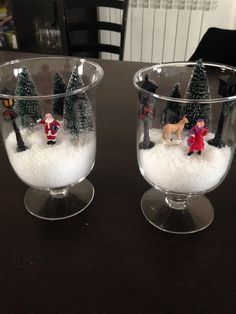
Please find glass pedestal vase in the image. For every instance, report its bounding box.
[24,179,94,220]
[0,56,103,220]
[134,61,236,234]
[141,188,214,234]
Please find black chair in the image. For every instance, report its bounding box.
[189,27,236,67]
[63,0,129,60]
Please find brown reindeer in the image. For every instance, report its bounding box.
[162,116,188,141]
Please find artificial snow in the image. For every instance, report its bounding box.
[138,129,232,193]
[5,125,96,189]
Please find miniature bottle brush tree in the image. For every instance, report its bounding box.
[160,82,182,126]
[63,68,94,137]
[52,72,66,116]
[14,66,42,128]
[183,59,211,130]
[3,65,94,153]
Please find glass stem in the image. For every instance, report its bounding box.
[165,194,190,210]
[49,187,69,199]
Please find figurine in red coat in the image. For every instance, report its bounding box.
[187,119,208,156]
[38,113,60,145]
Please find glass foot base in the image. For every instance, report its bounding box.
[141,188,214,234]
[24,179,94,221]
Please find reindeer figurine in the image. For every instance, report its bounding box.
[162,116,188,144]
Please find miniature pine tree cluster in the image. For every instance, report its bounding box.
[139,60,213,149]
[159,60,210,131]
[183,59,211,129]
[14,66,42,128]
[2,65,94,153]
[14,66,94,138]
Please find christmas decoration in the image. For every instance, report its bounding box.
[187,119,208,156]
[138,75,158,149]
[160,82,182,126]
[183,59,211,130]
[139,128,231,194]
[38,113,60,145]
[162,116,188,144]
[53,72,66,116]
[63,68,94,137]
[1,88,27,152]
[208,71,236,148]
[14,66,42,128]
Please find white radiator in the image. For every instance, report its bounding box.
[99,0,236,62]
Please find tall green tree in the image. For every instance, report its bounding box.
[53,72,66,116]
[14,66,42,128]
[160,82,182,126]
[63,68,94,137]
[183,59,211,129]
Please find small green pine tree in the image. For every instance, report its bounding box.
[183,60,211,129]
[53,72,66,116]
[63,68,94,137]
[14,66,42,128]
[77,89,94,134]
[161,82,182,125]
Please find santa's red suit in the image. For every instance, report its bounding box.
[38,114,60,144]
[187,125,208,153]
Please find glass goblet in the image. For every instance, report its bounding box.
[134,61,236,234]
[0,56,103,220]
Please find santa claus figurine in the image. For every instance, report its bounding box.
[38,113,60,145]
[187,119,208,156]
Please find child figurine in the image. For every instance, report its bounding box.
[187,119,208,156]
[38,113,60,145]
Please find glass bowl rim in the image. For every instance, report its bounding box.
[133,61,236,104]
[0,56,104,101]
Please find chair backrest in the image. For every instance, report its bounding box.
[63,0,129,60]
[189,27,236,67]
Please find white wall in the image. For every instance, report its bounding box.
[98,0,236,62]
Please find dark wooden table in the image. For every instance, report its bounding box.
[0,51,236,314]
